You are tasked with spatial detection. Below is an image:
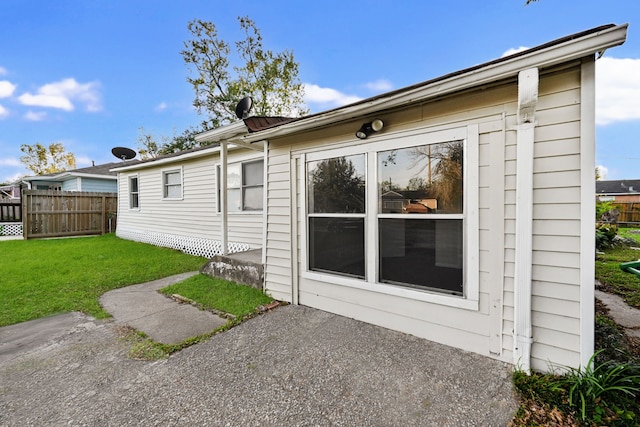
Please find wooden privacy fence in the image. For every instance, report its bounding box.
[0,201,21,222]
[22,190,118,239]
[611,201,640,227]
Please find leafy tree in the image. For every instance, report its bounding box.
[137,127,200,158]
[180,16,308,130]
[309,157,365,213]
[136,127,163,160]
[20,142,76,175]
[406,177,428,191]
[409,141,463,213]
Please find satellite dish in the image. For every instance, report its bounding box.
[235,96,253,119]
[111,146,137,161]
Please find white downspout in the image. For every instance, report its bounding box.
[261,140,268,267]
[513,67,538,372]
[220,141,228,256]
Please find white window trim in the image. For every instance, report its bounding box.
[162,167,183,200]
[216,159,264,213]
[300,125,479,311]
[129,174,140,210]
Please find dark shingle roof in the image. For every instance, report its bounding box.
[596,180,640,195]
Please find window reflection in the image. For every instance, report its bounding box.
[378,141,463,214]
[308,155,365,214]
[379,218,463,294]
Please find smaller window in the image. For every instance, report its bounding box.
[218,160,264,212]
[163,170,182,199]
[129,176,139,209]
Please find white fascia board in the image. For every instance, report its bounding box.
[109,143,252,173]
[61,172,117,180]
[110,146,222,173]
[240,24,627,143]
[194,121,248,143]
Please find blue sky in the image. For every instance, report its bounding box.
[1,0,639,183]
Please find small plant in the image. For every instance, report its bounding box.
[558,352,640,425]
[596,223,619,250]
[512,352,640,426]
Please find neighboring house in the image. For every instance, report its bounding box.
[596,179,640,202]
[0,182,22,200]
[23,161,137,192]
[114,24,627,373]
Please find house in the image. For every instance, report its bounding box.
[596,179,640,202]
[23,161,137,192]
[0,182,22,200]
[114,24,628,373]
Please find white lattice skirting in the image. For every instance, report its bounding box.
[117,230,250,259]
[0,222,22,236]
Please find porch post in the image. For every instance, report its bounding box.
[220,141,228,256]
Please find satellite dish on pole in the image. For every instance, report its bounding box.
[111,147,137,161]
[235,96,253,119]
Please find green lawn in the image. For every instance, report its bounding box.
[596,230,640,309]
[161,274,273,319]
[0,234,206,326]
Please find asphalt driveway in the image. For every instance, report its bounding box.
[0,305,517,426]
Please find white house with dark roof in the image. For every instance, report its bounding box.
[114,24,628,372]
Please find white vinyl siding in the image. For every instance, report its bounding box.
[116,153,264,248]
[503,64,584,371]
[264,62,589,371]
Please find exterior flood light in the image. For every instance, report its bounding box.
[356,119,384,139]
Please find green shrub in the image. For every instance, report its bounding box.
[596,223,619,250]
[597,201,615,220]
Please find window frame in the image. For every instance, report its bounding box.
[300,125,479,311]
[217,159,264,213]
[162,168,183,200]
[129,174,140,209]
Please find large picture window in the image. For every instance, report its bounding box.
[307,154,366,278]
[218,160,264,212]
[305,138,466,297]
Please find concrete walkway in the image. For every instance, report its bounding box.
[99,272,227,344]
[0,304,518,426]
[596,289,640,338]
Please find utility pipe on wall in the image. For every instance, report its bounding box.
[513,67,539,372]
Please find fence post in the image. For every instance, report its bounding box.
[101,195,106,235]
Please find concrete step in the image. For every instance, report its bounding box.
[201,249,263,289]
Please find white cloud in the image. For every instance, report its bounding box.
[596,57,640,125]
[303,83,362,109]
[0,104,8,118]
[502,46,530,57]
[0,67,7,76]
[596,165,608,180]
[0,158,21,167]
[363,79,393,92]
[2,172,24,184]
[24,110,47,121]
[0,80,16,98]
[18,78,102,112]
[155,102,168,112]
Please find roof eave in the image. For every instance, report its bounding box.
[241,24,628,143]
[194,121,248,144]
[110,146,224,172]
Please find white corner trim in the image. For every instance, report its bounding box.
[580,56,596,368]
[513,67,539,372]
